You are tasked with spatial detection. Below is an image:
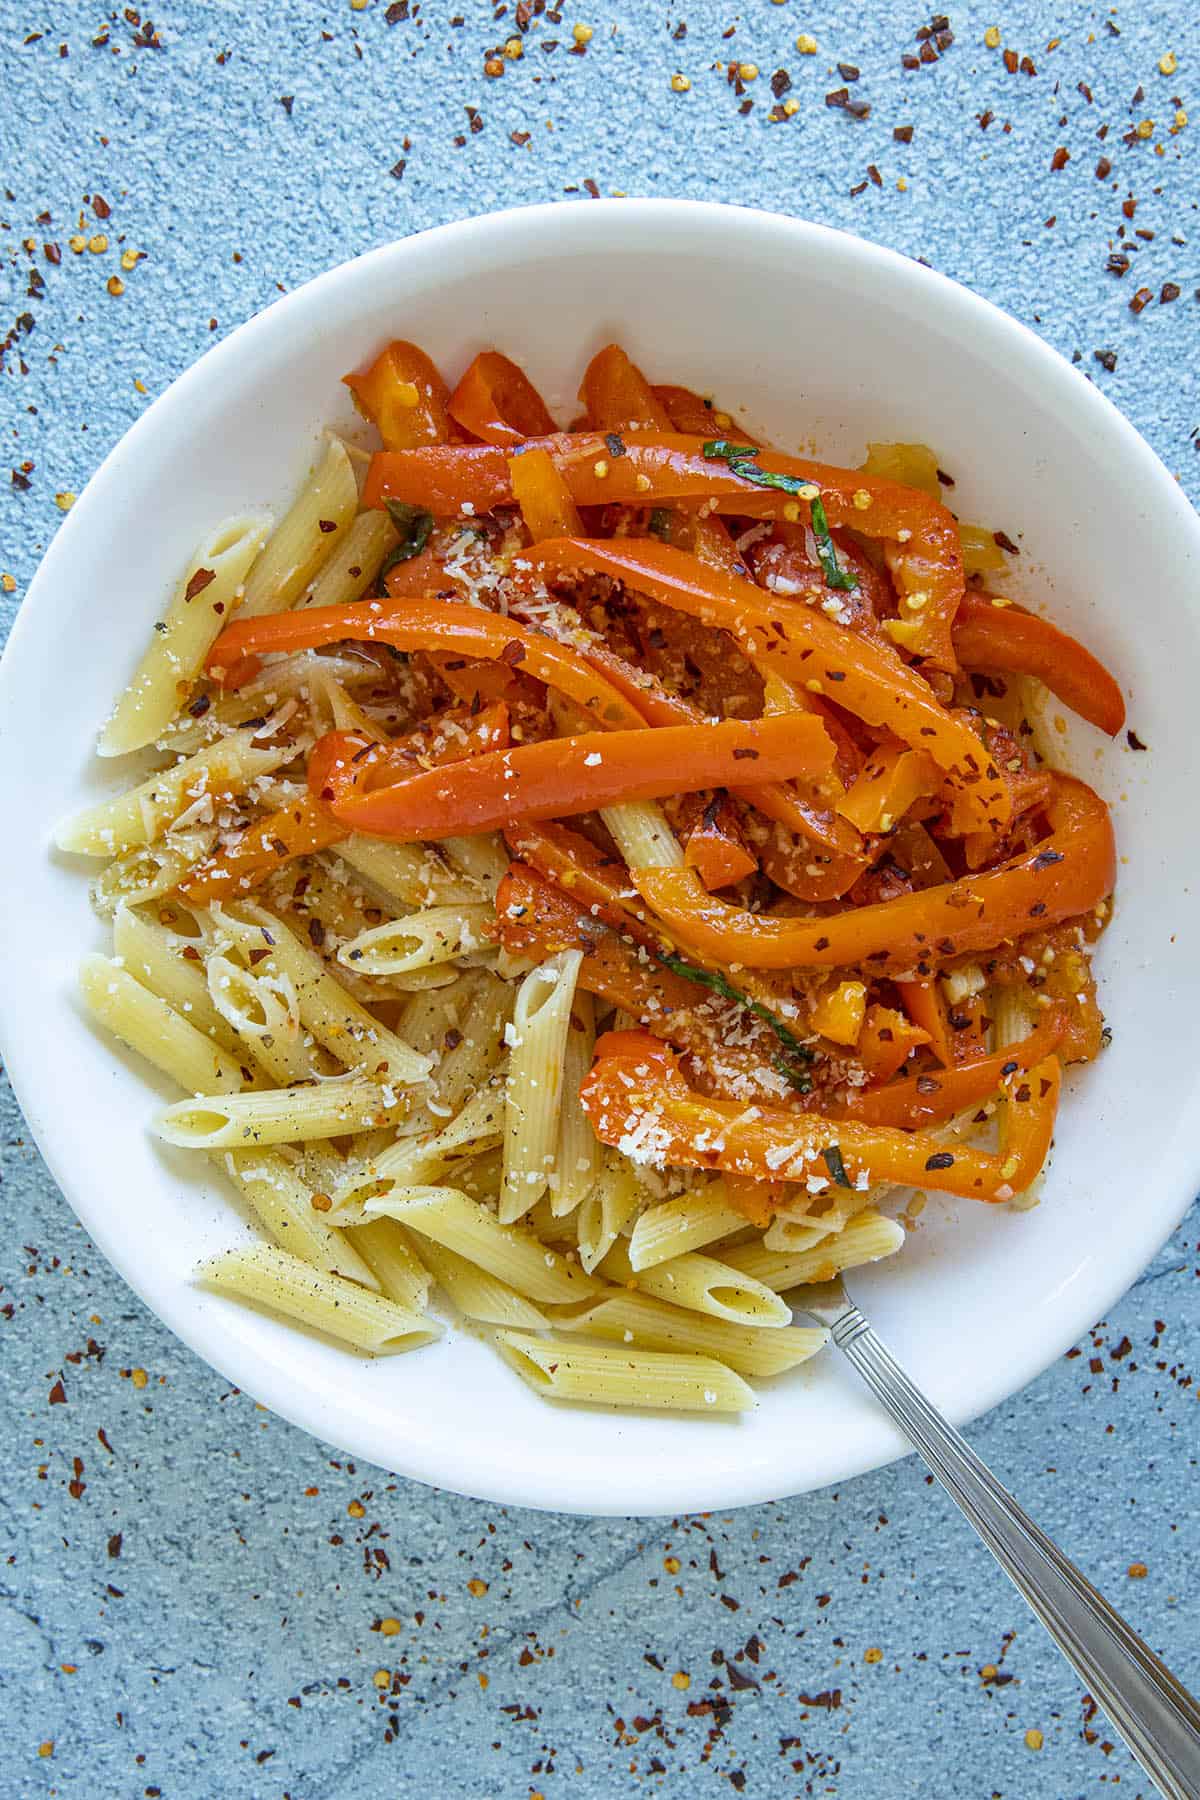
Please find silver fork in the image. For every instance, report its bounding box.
[796,1279,1200,1798]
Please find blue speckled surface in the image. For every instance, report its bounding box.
[2,3,1198,1794]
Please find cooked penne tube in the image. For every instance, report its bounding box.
[196,1242,438,1352]
[333,835,481,910]
[493,1331,754,1413]
[600,1239,791,1327]
[218,903,430,1083]
[415,1236,548,1330]
[548,1291,828,1378]
[112,904,238,1053]
[600,799,684,872]
[440,832,509,898]
[723,1209,906,1291]
[551,989,598,1216]
[368,1186,597,1304]
[338,904,493,976]
[575,1155,640,1275]
[98,511,273,756]
[627,1181,748,1270]
[223,1149,378,1288]
[155,1071,401,1149]
[500,948,583,1223]
[57,728,289,857]
[91,830,216,915]
[344,1215,432,1311]
[79,955,246,1095]
[762,1187,882,1253]
[299,508,398,609]
[205,953,313,1085]
[234,437,359,620]
[332,1078,507,1219]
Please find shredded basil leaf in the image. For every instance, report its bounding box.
[701,442,858,594]
[772,1055,814,1096]
[383,499,435,562]
[809,494,857,593]
[659,951,814,1083]
[647,507,673,542]
[822,1143,853,1188]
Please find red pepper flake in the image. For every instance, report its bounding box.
[1122,196,1138,218]
[1019,54,1037,74]
[837,62,860,80]
[1002,47,1018,73]
[1160,282,1181,304]
[993,528,1020,554]
[1106,253,1131,276]
[1126,729,1148,750]
[893,123,914,142]
[1093,348,1118,372]
[511,130,531,146]
[49,1379,67,1405]
[918,40,938,64]
[390,159,407,179]
[867,163,882,186]
[1129,286,1153,314]
[107,1532,122,1557]
[978,109,993,129]
[924,1151,955,1171]
[901,53,920,70]
[279,95,294,115]
[185,566,216,601]
[1095,156,1112,179]
[1050,146,1070,170]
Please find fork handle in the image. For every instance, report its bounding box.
[830,1304,1200,1799]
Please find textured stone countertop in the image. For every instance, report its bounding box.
[1,3,1197,1795]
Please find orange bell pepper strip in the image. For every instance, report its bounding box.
[952,591,1126,736]
[204,598,647,731]
[382,546,452,599]
[343,340,451,450]
[651,384,752,440]
[503,821,652,941]
[179,701,511,906]
[509,447,584,541]
[837,1005,1066,1130]
[895,976,956,1068]
[809,978,867,1047]
[446,350,557,447]
[316,712,837,843]
[836,744,941,834]
[516,539,1008,831]
[632,774,1115,974]
[579,345,675,432]
[682,792,758,892]
[854,1003,931,1085]
[580,1032,1056,1203]
[363,432,964,665]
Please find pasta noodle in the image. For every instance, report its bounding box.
[63,336,1119,1416]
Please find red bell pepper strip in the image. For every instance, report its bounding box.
[205,598,648,732]
[632,774,1114,973]
[343,340,451,450]
[681,792,758,891]
[363,431,964,666]
[836,1005,1066,1129]
[315,713,836,843]
[580,1032,1058,1204]
[181,702,511,905]
[503,821,653,941]
[579,345,675,432]
[516,539,1009,832]
[447,351,557,447]
[952,591,1126,736]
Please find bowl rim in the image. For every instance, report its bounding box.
[3,198,1199,1516]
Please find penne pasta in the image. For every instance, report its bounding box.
[334,835,481,910]
[627,1180,748,1270]
[344,1214,432,1311]
[338,904,493,977]
[500,948,583,1223]
[332,1077,507,1219]
[112,903,238,1053]
[196,1242,438,1352]
[223,1149,379,1288]
[575,1153,640,1274]
[91,830,216,915]
[440,832,510,898]
[493,1330,754,1413]
[548,1290,828,1379]
[600,1239,791,1327]
[234,437,359,621]
[551,989,599,1216]
[368,1186,597,1304]
[600,799,684,872]
[299,508,398,610]
[155,1070,402,1149]
[415,1236,548,1330]
[723,1209,906,1291]
[204,953,314,1085]
[57,728,289,857]
[79,955,246,1096]
[98,510,273,756]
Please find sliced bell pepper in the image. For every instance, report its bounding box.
[854,1003,931,1085]
[651,384,743,438]
[579,345,675,432]
[315,712,836,843]
[895,976,956,1068]
[343,340,451,450]
[509,447,584,541]
[580,1032,1058,1204]
[447,350,557,447]
[516,539,1009,832]
[504,821,651,941]
[836,743,941,834]
[809,979,867,1047]
[837,1005,1066,1129]
[681,792,758,892]
[952,591,1126,736]
[363,431,965,666]
[205,598,648,732]
[632,774,1114,973]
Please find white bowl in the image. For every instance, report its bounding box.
[2,201,1198,1517]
